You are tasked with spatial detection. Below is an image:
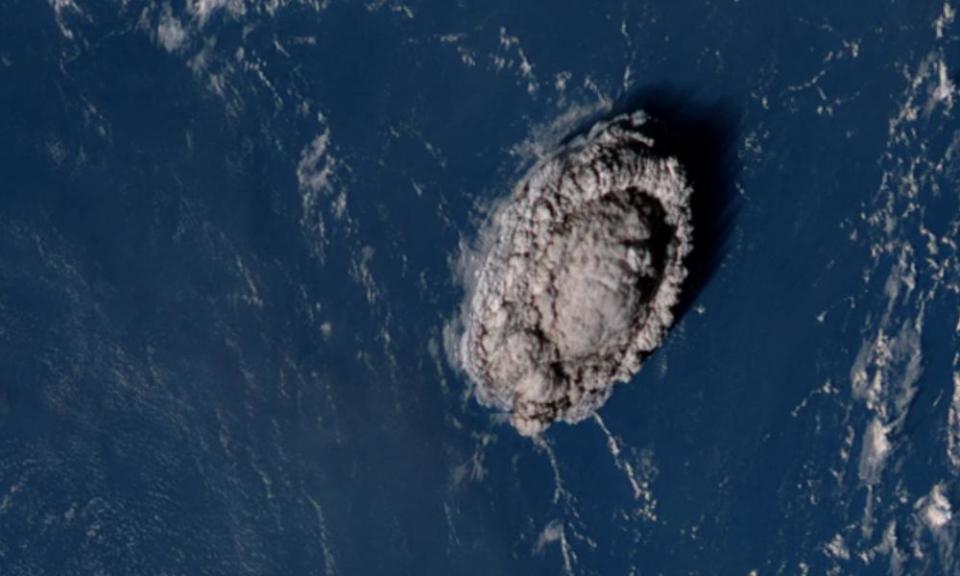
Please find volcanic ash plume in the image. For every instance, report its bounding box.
[457,112,693,436]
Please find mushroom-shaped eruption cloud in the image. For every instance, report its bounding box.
[459,112,694,436]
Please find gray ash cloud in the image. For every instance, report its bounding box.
[454,111,694,436]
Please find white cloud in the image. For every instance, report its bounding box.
[157,11,187,52]
[918,483,953,531]
[187,0,245,25]
[857,417,891,484]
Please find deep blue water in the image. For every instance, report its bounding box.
[3,0,960,574]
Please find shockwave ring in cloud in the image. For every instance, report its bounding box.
[456,111,695,436]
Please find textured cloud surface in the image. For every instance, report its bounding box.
[458,112,693,436]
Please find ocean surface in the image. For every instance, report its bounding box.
[2,1,960,574]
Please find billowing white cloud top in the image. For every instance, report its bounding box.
[457,112,693,436]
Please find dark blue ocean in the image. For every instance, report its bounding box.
[2,0,960,574]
